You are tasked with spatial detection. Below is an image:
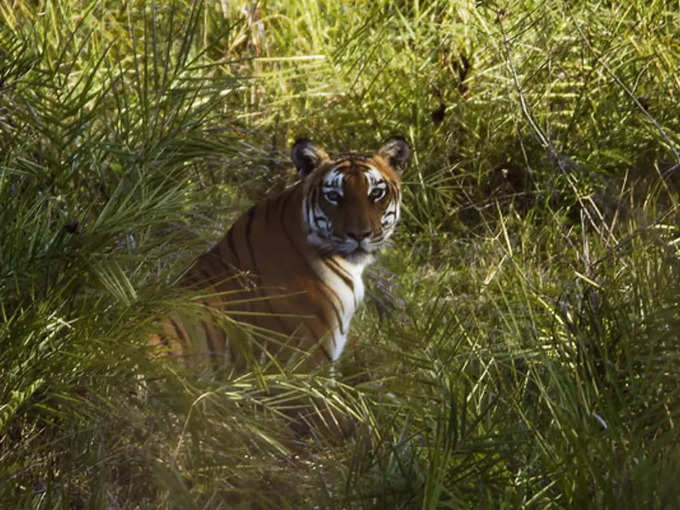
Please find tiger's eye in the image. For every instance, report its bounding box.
[369,188,386,201]
[324,191,341,203]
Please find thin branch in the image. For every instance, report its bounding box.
[572,20,680,165]
[497,11,615,244]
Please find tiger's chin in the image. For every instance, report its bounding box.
[341,247,375,265]
[319,244,375,264]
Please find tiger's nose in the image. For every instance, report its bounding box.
[347,230,371,241]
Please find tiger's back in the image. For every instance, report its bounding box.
[153,137,410,370]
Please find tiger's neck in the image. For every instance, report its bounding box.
[289,184,372,360]
[323,254,369,360]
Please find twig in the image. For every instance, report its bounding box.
[497,11,615,244]
[572,20,680,165]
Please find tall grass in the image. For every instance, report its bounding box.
[1,0,679,508]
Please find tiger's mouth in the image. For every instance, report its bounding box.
[308,228,384,260]
[336,237,381,258]
[346,245,370,256]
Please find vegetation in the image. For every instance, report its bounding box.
[1,0,679,507]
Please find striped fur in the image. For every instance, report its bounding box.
[151,137,410,370]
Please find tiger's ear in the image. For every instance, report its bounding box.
[291,138,329,177]
[377,136,410,173]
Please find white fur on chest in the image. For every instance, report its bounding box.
[317,255,370,360]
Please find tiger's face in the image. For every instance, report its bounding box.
[292,137,410,262]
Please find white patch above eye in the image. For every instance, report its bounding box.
[321,167,345,205]
[364,167,383,185]
[323,168,345,190]
[364,167,387,201]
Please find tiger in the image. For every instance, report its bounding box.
[151,136,410,371]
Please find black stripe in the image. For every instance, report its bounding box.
[226,226,241,268]
[319,342,333,361]
[196,298,226,361]
[279,189,339,333]
[192,265,218,286]
[300,322,333,361]
[281,193,345,334]
[336,302,347,334]
[169,318,190,349]
[307,189,317,226]
[201,318,227,371]
[264,194,277,224]
[245,206,260,275]
[260,290,295,336]
[247,197,291,335]
[200,319,218,353]
[210,251,235,276]
[324,257,354,290]
[390,182,400,199]
[193,251,229,286]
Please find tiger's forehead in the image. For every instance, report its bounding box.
[321,158,387,185]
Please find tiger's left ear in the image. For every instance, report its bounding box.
[377,136,410,174]
[291,138,329,178]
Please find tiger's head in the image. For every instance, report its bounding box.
[292,137,410,263]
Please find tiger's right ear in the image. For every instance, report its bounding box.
[377,136,410,174]
[291,139,329,177]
